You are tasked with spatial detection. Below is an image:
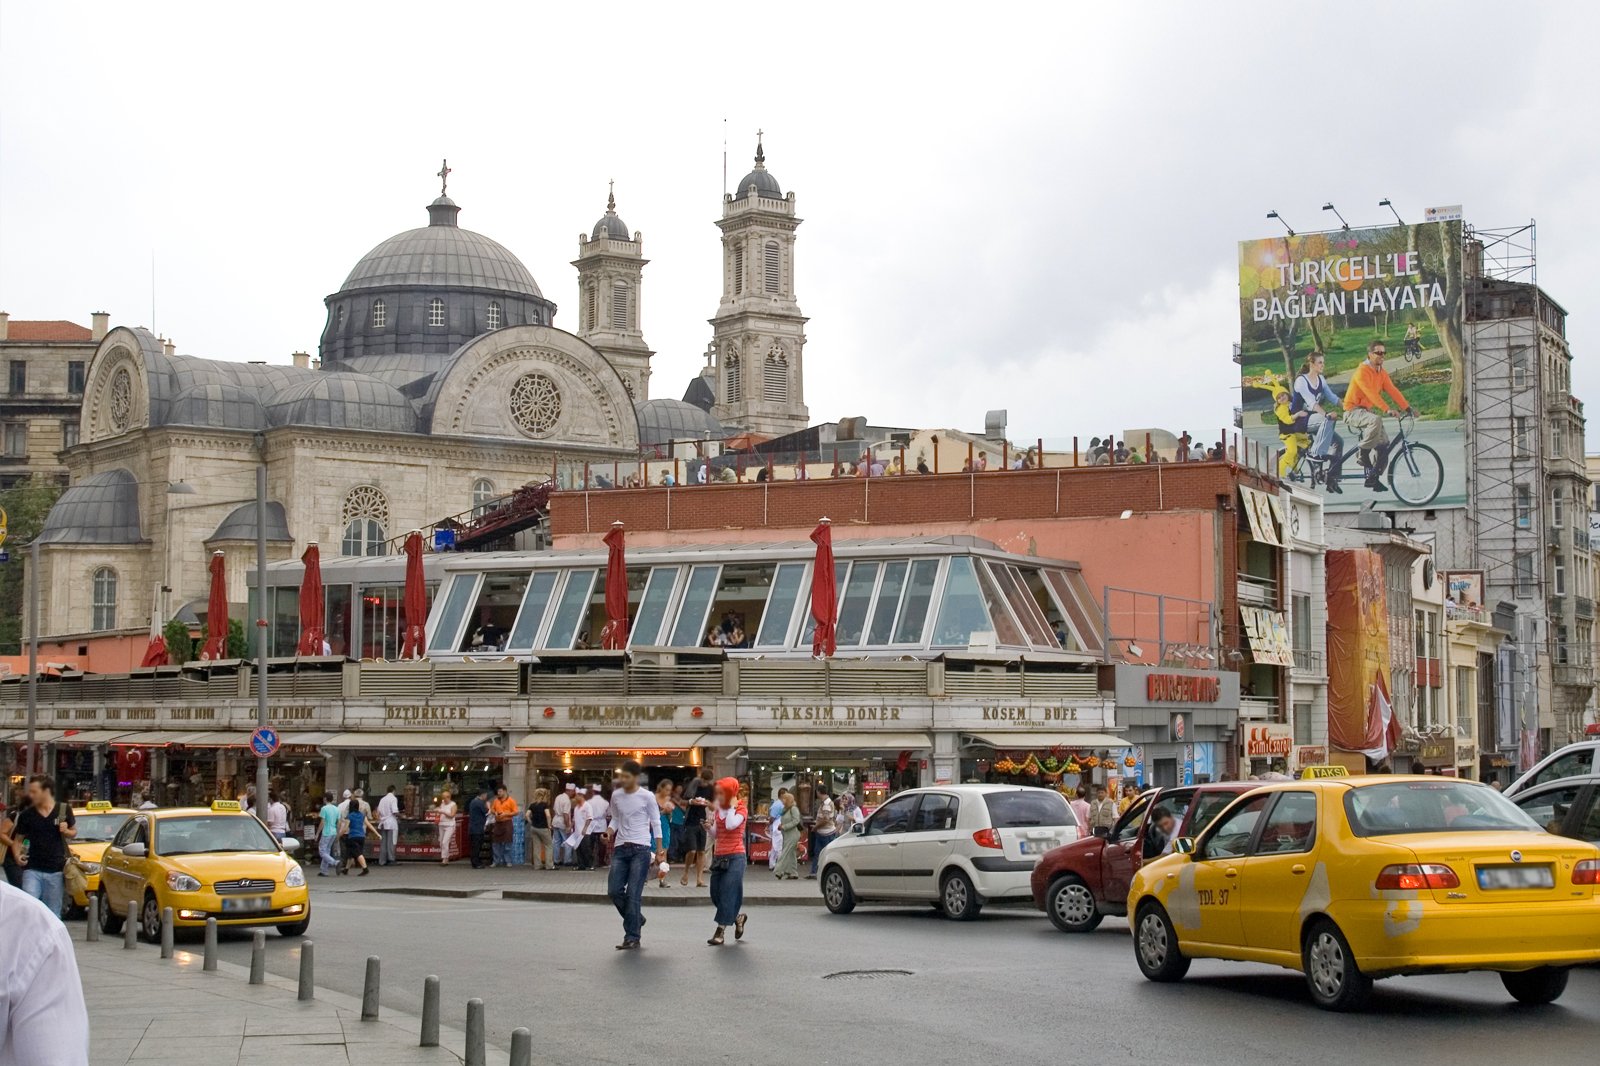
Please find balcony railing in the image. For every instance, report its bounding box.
[1576,529,1592,552]
[1577,596,1594,620]
[1292,647,1324,674]
[1238,573,1278,607]
[1239,696,1282,722]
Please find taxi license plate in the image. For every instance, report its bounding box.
[220,896,271,913]
[1018,840,1052,855]
[1476,865,1554,890]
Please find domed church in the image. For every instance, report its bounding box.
[33,146,811,644]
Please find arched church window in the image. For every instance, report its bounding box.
[429,298,446,327]
[341,485,390,557]
[486,302,502,330]
[725,350,742,403]
[91,567,118,632]
[764,241,781,294]
[471,478,497,517]
[763,346,788,403]
[371,300,387,328]
[610,282,630,330]
[733,247,745,296]
[336,305,345,329]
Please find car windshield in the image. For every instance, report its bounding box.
[155,816,280,856]
[74,813,132,843]
[983,790,1074,829]
[1344,781,1541,836]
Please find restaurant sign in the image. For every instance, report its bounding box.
[1244,723,1293,759]
[1114,666,1239,711]
[385,705,470,723]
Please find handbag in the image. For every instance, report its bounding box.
[710,855,733,872]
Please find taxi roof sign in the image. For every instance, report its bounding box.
[211,799,243,812]
[85,800,113,810]
[1300,765,1349,779]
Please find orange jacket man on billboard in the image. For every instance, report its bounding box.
[1341,340,1410,491]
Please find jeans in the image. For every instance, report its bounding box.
[380,826,398,865]
[492,841,512,867]
[21,869,65,919]
[553,829,571,866]
[809,832,835,874]
[709,852,747,926]
[318,832,338,874]
[608,843,653,942]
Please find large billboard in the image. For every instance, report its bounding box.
[1239,220,1466,511]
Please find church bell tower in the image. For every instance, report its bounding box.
[574,183,653,401]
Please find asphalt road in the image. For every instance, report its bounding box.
[213,888,1600,1066]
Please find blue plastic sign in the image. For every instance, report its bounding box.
[249,727,280,758]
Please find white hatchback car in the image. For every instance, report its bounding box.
[819,785,1082,920]
[1506,740,1600,798]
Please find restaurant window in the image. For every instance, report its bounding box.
[630,567,683,647]
[834,561,880,646]
[91,567,118,631]
[991,562,1059,649]
[892,559,941,645]
[326,584,352,657]
[669,565,721,647]
[359,584,405,659]
[974,559,1027,646]
[866,561,909,645]
[427,574,479,653]
[801,560,849,648]
[542,569,597,649]
[67,361,86,395]
[1040,569,1105,655]
[460,571,533,652]
[507,570,559,650]
[931,557,992,649]
[756,563,806,648]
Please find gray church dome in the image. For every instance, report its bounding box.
[341,197,545,298]
[637,398,725,447]
[734,138,782,201]
[265,375,417,434]
[167,383,268,431]
[591,185,631,241]
[38,468,143,545]
[207,500,292,543]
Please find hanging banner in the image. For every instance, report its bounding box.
[1326,549,1392,751]
[1240,605,1294,666]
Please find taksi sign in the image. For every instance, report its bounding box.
[1245,723,1293,759]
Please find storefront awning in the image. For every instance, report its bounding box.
[54,730,139,745]
[515,732,704,751]
[1,729,64,743]
[279,731,339,747]
[742,732,932,751]
[961,732,1130,749]
[108,731,209,747]
[320,732,504,752]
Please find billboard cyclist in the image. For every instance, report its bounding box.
[1341,340,1411,491]
[1291,351,1346,493]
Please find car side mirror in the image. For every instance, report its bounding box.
[281,837,301,854]
[1171,836,1196,856]
[122,843,147,858]
[851,822,867,836]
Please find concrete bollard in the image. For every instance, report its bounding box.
[361,956,380,1020]
[249,931,266,985]
[86,896,100,941]
[510,1028,532,1066]
[420,975,440,1048]
[297,941,315,1001]
[465,998,486,1066]
[123,902,138,950]
[202,917,218,971]
[161,908,175,959]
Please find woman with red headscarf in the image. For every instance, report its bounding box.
[706,776,748,946]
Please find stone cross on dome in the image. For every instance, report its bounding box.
[437,158,451,197]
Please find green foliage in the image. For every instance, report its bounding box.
[0,479,64,655]
[227,617,249,660]
[163,619,194,664]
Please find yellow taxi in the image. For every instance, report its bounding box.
[1127,776,1600,1011]
[66,801,136,913]
[97,800,309,942]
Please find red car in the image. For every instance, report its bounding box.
[1030,783,1255,932]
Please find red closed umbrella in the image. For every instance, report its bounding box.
[297,543,325,656]
[810,518,837,658]
[200,550,230,660]
[399,531,427,660]
[601,521,629,649]
[139,588,168,667]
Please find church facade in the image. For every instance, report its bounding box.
[32,145,811,647]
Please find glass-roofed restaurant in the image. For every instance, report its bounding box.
[255,534,1129,806]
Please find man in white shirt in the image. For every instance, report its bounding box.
[376,787,401,866]
[0,880,88,1066]
[264,791,291,843]
[578,787,609,871]
[604,760,664,950]
[552,784,576,867]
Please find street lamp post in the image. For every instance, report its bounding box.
[25,538,38,778]
[255,459,270,814]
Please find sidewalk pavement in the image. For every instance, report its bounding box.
[309,859,823,906]
[73,923,506,1066]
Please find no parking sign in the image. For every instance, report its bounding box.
[249,727,280,758]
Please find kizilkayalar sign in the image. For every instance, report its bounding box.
[1239,219,1466,511]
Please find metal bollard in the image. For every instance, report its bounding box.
[249,931,266,985]
[86,896,100,941]
[510,1028,532,1066]
[297,940,314,1001]
[161,908,175,959]
[420,975,440,1048]
[361,956,380,1020]
[465,998,486,1066]
[123,902,138,950]
[202,917,218,971]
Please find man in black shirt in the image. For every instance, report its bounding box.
[7,775,76,919]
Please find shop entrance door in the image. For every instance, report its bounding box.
[1152,758,1178,789]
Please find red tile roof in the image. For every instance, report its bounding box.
[4,320,93,342]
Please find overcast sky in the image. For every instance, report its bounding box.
[4,2,1598,448]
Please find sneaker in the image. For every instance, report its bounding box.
[616,940,640,950]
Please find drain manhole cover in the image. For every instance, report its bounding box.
[822,969,913,981]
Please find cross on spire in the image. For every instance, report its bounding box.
[607,179,615,213]
[437,158,451,197]
[754,129,765,166]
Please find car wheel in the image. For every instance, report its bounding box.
[1046,876,1103,934]
[940,870,982,921]
[1302,919,1372,1012]
[278,917,310,938]
[139,892,163,944]
[98,889,124,935]
[821,866,856,915]
[1133,901,1190,982]
[1501,967,1568,1005]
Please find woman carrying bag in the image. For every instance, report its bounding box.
[706,777,748,946]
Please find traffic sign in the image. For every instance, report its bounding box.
[249,727,281,758]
